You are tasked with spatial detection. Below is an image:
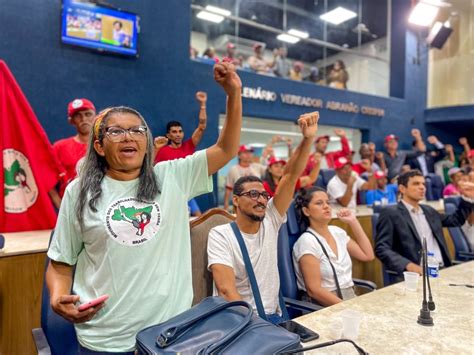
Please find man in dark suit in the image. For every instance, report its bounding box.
[407,135,446,176]
[375,170,474,275]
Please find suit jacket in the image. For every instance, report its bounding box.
[407,148,445,175]
[374,199,473,274]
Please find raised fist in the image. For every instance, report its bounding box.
[154,136,169,149]
[360,159,372,172]
[459,137,468,146]
[313,152,323,164]
[445,144,453,153]
[368,142,376,152]
[375,151,385,161]
[411,128,421,138]
[337,208,356,224]
[195,91,207,104]
[214,62,242,95]
[334,128,346,137]
[297,112,319,139]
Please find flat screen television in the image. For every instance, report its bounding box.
[61,0,139,57]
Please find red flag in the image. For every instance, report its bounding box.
[0,60,61,232]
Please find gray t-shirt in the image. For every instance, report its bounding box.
[207,199,286,314]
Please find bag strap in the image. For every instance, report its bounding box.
[305,230,343,300]
[230,222,267,320]
[157,299,252,348]
[230,222,289,322]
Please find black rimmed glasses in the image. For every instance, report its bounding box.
[105,125,147,142]
[237,190,271,201]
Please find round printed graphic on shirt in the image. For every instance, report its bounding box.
[105,197,161,246]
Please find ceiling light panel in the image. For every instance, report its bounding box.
[320,7,357,25]
[276,33,300,44]
[288,29,309,39]
[196,11,224,23]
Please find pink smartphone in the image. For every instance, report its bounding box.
[78,295,109,312]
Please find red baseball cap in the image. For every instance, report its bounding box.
[238,144,254,153]
[468,149,474,158]
[68,98,96,118]
[384,134,398,143]
[315,135,330,143]
[227,42,236,49]
[334,156,351,170]
[267,156,287,166]
[374,170,386,179]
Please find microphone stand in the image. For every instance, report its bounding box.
[424,240,436,311]
[417,238,433,326]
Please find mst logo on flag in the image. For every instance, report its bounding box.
[0,60,61,232]
[3,149,38,213]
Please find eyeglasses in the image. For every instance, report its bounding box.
[237,190,271,201]
[105,125,147,142]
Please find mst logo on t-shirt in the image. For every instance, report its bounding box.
[105,198,161,246]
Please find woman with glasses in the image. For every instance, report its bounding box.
[293,186,374,306]
[46,62,243,354]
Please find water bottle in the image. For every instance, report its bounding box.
[427,252,439,278]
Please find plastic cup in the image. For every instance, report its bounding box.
[341,309,362,340]
[328,319,343,340]
[403,271,420,292]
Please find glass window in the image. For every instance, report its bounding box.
[428,0,474,107]
[190,0,390,97]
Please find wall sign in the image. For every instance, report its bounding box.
[242,86,385,117]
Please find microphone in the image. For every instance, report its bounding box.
[417,237,433,326]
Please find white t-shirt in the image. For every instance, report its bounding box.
[207,199,286,314]
[225,163,266,189]
[292,226,354,292]
[48,150,213,352]
[327,174,366,209]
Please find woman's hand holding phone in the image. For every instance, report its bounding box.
[52,294,108,323]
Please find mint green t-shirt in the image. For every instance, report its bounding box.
[48,150,212,352]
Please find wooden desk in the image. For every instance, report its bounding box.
[296,262,474,354]
[0,230,51,355]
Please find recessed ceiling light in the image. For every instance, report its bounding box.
[197,11,224,23]
[408,2,439,26]
[320,7,357,25]
[288,29,309,39]
[205,5,231,17]
[276,33,300,44]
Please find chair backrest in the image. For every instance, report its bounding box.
[426,173,444,201]
[278,201,304,300]
[41,231,78,354]
[444,195,461,207]
[190,208,235,305]
[314,174,325,188]
[444,202,472,258]
[320,169,336,188]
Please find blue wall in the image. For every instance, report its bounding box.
[0,0,470,210]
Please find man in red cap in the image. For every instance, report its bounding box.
[223,144,266,211]
[365,170,398,206]
[226,43,241,67]
[49,98,96,208]
[378,129,425,181]
[326,156,375,208]
[304,127,351,173]
[248,43,271,74]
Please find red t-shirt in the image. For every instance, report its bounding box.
[263,179,302,198]
[52,136,87,196]
[154,139,195,163]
